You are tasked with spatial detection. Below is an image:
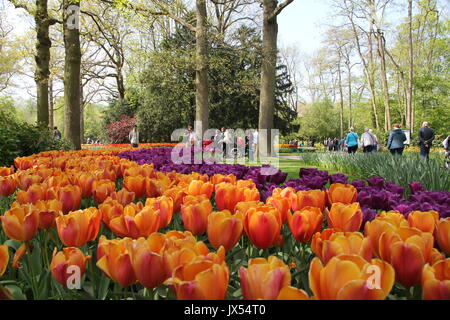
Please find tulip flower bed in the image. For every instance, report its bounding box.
[0,147,449,301]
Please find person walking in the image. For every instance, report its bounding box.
[53,126,62,141]
[369,129,378,152]
[361,128,375,153]
[345,128,359,154]
[418,122,435,160]
[185,125,198,147]
[252,129,259,161]
[443,134,450,169]
[387,124,407,156]
[129,125,139,148]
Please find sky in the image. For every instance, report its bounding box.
[278,0,330,52]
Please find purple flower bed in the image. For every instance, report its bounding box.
[119,148,450,219]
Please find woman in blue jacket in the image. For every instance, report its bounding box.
[387,124,407,155]
[345,127,359,154]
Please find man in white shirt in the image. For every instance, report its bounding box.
[129,125,139,148]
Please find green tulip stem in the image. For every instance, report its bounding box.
[26,241,39,300]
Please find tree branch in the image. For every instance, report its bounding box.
[269,0,294,21]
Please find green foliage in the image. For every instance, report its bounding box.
[125,24,296,142]
[301,152,450,192]
[297,99,341,140]
[0,110,72,166]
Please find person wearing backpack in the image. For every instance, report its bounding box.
[387,124,407,156]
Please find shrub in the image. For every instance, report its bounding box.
[0,110,72,166]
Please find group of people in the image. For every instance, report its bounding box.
[324,138,346,152]
[341,122,440,160]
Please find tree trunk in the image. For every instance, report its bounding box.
[259,0,278,157]
[377,29,391,131]
[48,77,54,128]
[345,60,353,128]
[337,54,344,138]
[80,84,84,143]
[63,0,81,150]
[195,0,209,139]
[407,0,414,132]
[35,0,51,126]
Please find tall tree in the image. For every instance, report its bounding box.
[406,0,413,131]
[63,0,81,149]
[195,0,209,139]
[258,0,293,156]
[9,0,58,126]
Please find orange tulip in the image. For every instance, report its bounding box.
[292,190,326,212]
[58,185,82,213]
[422,259,450,300]
[1,204,39,241]
[43,175,71,189]
[236,180,255,189]
[311,229,372,264]
[325,202,363,232]
[0,166,14,177]
[210,174,236,185]
[76,173,97,198]
[12,243,26,269]
[15,183,47,205]
[364,211,408,257]
[33,199,63,230]
[239,256,291,300]
[407,210,439,234]
[92,179,116,204]
[272,187,297,209]
[309,255,395,300]
[124,175,146,199]
[50,247,90,288]
[378,227,444,287]
[99,199,126,226]
[162,231,211,278]
[181,195,213,235]
[436,218,450,255]
[215,183,245,212]
[16,172,43,191]
[95,168,117,181]
[0,245,8,277]
[234,201,264,215]
[96,237,137,287]
[124,164,154,178]
[266,195,290,224]
[277,286,312,300]
[163,187,187,212]
[327,183,358,206]
[165,258,229,300]
[242,188,260,202]
[145,196,174,228]
[106,188,135,206]
[127,233,166,289]
[207,210,244,251]
[0,176,17,197]
[108,203,161,238]
[55,207,102,247]
[186,180,214,199]
[288,207,323,243]
[243,205,282,249]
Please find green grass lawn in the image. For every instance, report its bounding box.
[277,158,360,181]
